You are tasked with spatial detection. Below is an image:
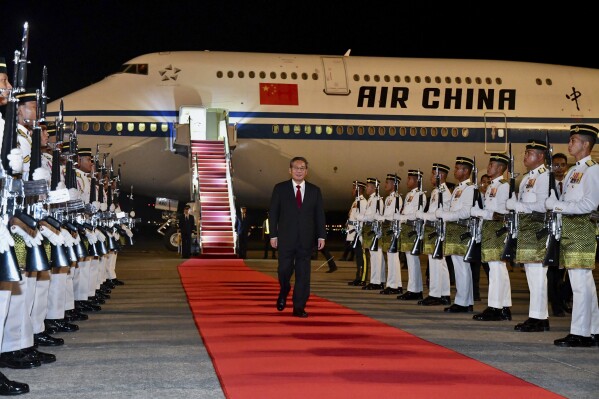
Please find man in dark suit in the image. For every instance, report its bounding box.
[269,156,326,318]
[179,205,195,259]
[236,206,250,259]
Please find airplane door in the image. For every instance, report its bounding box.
[483,112,508,153]
[321,57,350,95]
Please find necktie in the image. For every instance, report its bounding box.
[296,185,302,208]
[559,181,563,195]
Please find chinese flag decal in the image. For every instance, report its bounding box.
[259,83,299,105]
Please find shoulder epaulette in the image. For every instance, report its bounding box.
[538,167,547,174]
[465,181,473,186]
[585,159,597,167]
[17,128,29,139]
[499,179,508,184]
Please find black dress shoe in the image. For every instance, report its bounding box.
[397,291,423,300]
[0,372,29,395]
[354,281,367,287]
[88,296,105,305]
[591,334,599,347]
[325,265,338,273]
[380,287,401,295]
[34,332,64,347]
[418,296,441,306]
[276,298,286,312]
[111,278,125,286]
[501,307,512,320]
[293,308,308,318]
[443,304,473,313]
[65,309,89,321]
[24,347,56,364]
[0,350,41,369]
[362,283,383,290]
[45,319,79,333]
[554,334,594,347]
[440,296,451,305]
[514,318,550,332]
[473,307,502,321]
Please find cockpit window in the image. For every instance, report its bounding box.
[119,64,148,75]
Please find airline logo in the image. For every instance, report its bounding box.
[259,83,299,106]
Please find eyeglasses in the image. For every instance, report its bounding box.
[292,167,307,171]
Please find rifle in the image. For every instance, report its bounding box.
[410,170,424,255]
[50,100,64,191]
[431,165,445,259]
[537,131,560,267]
[463,156,483,262]
[388,175,401,253]
[369,179,382,251]
[351,181,362,248]
[500,143,518,261]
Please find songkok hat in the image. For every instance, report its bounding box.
[455,156,474,166]
[408,169,423,177]
[489,153,509,165]
[0,57,6,74]
[78,147,92,157]
[366,177,379,185]
[356,181,366,189]
[432,163,450,173]
[15,88,37,104]
[386,173,401,183]
[525,139,547,151]
[570,124,598,141]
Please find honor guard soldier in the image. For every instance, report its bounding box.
[397,170,427,300]
[435,156,476,313]
[546,124,599,347]
[416,163,452,306]
[357,178,386,290]
[471,154,513,321]
[380,174,403,295]
[347,181,368,286]
[506,139,551,332]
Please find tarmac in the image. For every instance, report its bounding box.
[9,234,598,399]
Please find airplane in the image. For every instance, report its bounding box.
[45,50,599,213]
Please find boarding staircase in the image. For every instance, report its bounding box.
[190,140,237,257]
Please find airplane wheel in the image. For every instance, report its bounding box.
[163,227,180,252]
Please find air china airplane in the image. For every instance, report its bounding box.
[46,50,599,212]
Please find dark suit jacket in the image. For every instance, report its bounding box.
[269,179,326,250]
[179,214,195,237]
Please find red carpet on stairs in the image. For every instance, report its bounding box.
[179,259,564,399]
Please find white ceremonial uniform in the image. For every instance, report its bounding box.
[357,192,386,285]
[397,188,427,294]
[382,191,403,290]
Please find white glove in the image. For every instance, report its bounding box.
[470,207,485,218]
[109,204,116,212]
[415,210,426,220]
[7,148,23,173]
[0,223,15,253]
[85,230,98,245]
[396,214,408,223]
[130,211,136,218]
[545,191,559,210]
[40,225,65,246]
[32,167,51,182]
[68,188,80,201]
[11,225,42,247]
[73,232,81,245]
[95,229,106,242]
[505,198,526,212]
[56,181,66,190]
[434,209,444,219]
[60,228,76,247]
[92,201,101,211]
[122,225,133,238]
[100,203,107,212]
[436,209,459,221]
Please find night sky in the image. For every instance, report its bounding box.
[2,1,599,101]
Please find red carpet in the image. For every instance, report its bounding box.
[179,259,564,399]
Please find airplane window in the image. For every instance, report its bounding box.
[435,76,441,83]
[364,75,371,82]
[353,74,360,81]
[281,72,287,80]
[227,71,234,78]
[420,127,427,136]
[455,77,462,84]
[462,128,469,138]
[378,126,385,136]
[272,125,279,134]
[374,75,380,82]
[270,72,277,79]
[161,123,168,132]
[545,78,552,85]
[311,73,318,80]
[260,71,266,79]
[82,122,89,131]
[410,127,417,137]
[347,126,354,135]
[249,71,255,78]
[283,125,290,134]
[93,123,100,132]
[485,77,492,84]
[400,127,406,136]
[336,126,343,135]
[304,125,311,134]
[441,127,448,137]
[535,78,542,85]
[105,122,112,132]
[368,126,375,136]
[431,127,438,137]
[238,71,244,78]
[384,75,390,82]
[119,64,148,75]
[294,125,300,134]
[451,128,458,137]
[326,126,333,134]
[445,77,451,84]
[404,76,411,83]
[150,123,157,132]
[495,78,502,85]
[394,76,400,83]
[425,76,431,83]
[315,126,322,134]
[465,77,472,84]
[389,126,396,136]
[291,72,298,80]
[358,126,364,136]
[116,123,123,132]
[127,123,134,132]
[415,76,421,83]
[139,123,145,132]
[216,71,223,78]
[475,77,482,84]
[302,73,309,80]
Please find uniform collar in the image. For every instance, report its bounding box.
[576,155,592,165]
